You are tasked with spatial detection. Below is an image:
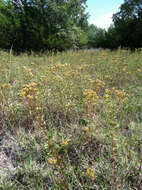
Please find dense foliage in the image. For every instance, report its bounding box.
[112,0,142,49]
[0,0,88,52]
[87,24,106,48]
[0,0,142,51]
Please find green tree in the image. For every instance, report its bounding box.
[0,0,88,52]
[113,0,142,49]
[87,24,106,48]
[105,25,120,49]
[0,0,19,49]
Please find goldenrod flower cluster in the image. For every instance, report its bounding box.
[48,157,57,165]
[83,90,98,104]
[65,102,73,109]
[104,88,112,99]
[105,89,111,94]
[23,66,34,79]
[1,83,12,89]
[95,79,105,89]
[122,97,129,103]
[60,138,70,148]
[35,106,41,111]
[88,78,105,90]
[103,88,128,101]
[88,78,95,85]
[82,126,89,133]
[18,82,40,102]
[86,168,95,180]
[115,90,127,98]
[104,94,110,99]
[50,62,66,71]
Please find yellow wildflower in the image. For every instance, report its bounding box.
[95,79,105,88]
[104,94,109,99]
[115,90,126,98]
[86,168,95,180]
[60,138,70,148]
[83,90,98,103]
[1,83,12,89]
[105,89,111,94]
[82,126,89,133]
[88,78,95,85]
[122,97,129,103]
[36,107,41,111]
[65,102,72,108]
[36,92,40,96]
[27,95,33,100]
[48,157,57,165]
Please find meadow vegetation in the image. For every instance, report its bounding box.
[0,49,142,189]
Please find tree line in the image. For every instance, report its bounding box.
[0,0,142,52]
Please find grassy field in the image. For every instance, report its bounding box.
[0,49,142,189]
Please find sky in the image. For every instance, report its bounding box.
[86,0,124,30]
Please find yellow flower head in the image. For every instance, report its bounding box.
[48,157,57,165]
[86,168,95,180]
[83,90,98,103]
[27,95,33,100]
[104,94,109,99]
[1,83,12,89]
[82,126,89,133]
[105,89,111,94]
[36,107,41,111]
[36,91,40,96]
[60,138,70,148]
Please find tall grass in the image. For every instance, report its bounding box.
[0,49,142,189]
